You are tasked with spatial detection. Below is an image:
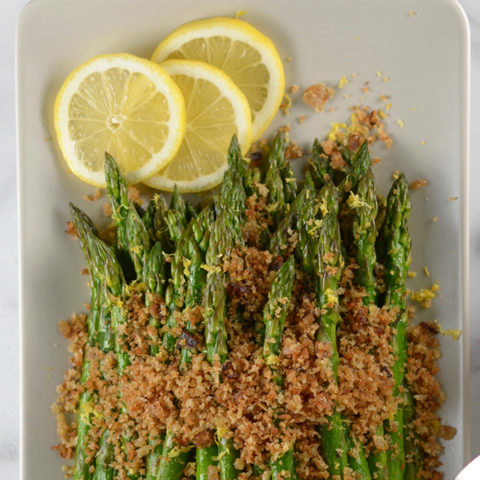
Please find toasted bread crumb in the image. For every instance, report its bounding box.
[65,221,78,239]
[128,186,141,204]
[302,84,335,112]
[410,179,428,190]
[83,189,102,202]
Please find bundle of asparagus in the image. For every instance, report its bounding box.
[56,131,452,480]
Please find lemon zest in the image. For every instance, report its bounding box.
[308,219,323,236]
[346,192,370,209]
[78,400,100,425]
[319,196,328,217]
[183,258,192,277]
[234,9,247,18]
[338,75,349,89]
[279,92,292,115]
[129,245,142,255]
[324,288,338,307]
[265,353,280,367]
[432,320,462,341]
[410,281,440,308]
[168,445,193,458]
[327,122,347,141]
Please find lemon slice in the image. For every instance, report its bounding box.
[145,59,252,193]
[151,17,284,141]
[54,53,186,187]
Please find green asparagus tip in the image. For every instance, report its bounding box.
[69,203,97,235]
[268,131,286,167]
[227,134,244,174]
[318,181,340,217]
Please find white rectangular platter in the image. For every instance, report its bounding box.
[17,0,470,478]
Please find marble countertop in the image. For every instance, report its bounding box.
[2,0,479,477]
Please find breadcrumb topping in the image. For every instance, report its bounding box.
[55,171,453,479]
[406,322,456,479]
[65,221,78,238]
[83,189,102,202]
[327,107,392,150]
[337,263,398,447]
[302,84,335,112]
[410,179,428,190]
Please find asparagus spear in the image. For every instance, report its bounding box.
[382,174,411,480]
[196,447,219,480]
[262,256,295,383]
[352,169,378,305]
[155,434,193,480]
[309,181,371,479]
[165,186,188,246]
[143,195,179,480]
[349,170,381,480]
[70,206,101,480]
[198,136,249,480]
[145,242,167,355]
[143,196,172,249]
[262,257,296,480]
[270,178,316,258]
[192,203,214,253]
[403,390,422,480]
[244,165,262,198]
[310,183,349,479]
[120,199,153,472]
[162,224,192,354]
[156,208,213,480]
[104,153,133,276]
[187,203,199,221]
[77,196,156,479]
[143,200,157,241]
[70,204,123,480]
[293,179,320,276]
[339,141,371,200]
[152,223,195,480]
[281,163,297,207]
[219,135,247,245]
[126,201,151,280]
[181,205,214,366]
[147,188,208,480]
[264,132,297,228]
[350,170,388,478]
[76,206,134,480]
[161,187,199,354]
[153,194,176,251]
[145,205,179,480]
[144,242,168,480]
[201,213,238,480]
[309,139,331,189]
[146,197,206,479]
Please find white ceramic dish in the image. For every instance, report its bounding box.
[17,0,470,478]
